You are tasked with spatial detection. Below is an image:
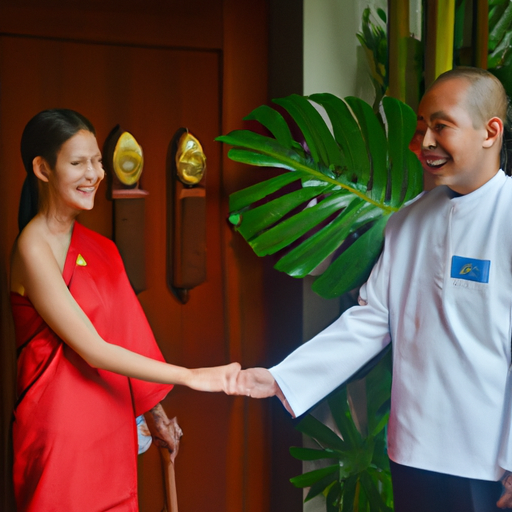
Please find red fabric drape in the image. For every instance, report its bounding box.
[11,222,172,511]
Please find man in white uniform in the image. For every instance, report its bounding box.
[236,68,512,511]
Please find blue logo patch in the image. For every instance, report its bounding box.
[451,256,490,283]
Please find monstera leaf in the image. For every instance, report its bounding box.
[217,93,422,298]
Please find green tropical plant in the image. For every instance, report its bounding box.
[216,10,424,512]
[454,0,512,95]
[290,351,393,512]
[218,2,511,511]
[217,92,420,511]
[217,93,422,299]
[388,0,425,109]
[488,0,512,69]
[357,7,388,110]
[487,0,512,97]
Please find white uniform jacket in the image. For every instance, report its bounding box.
[270,170,512,481]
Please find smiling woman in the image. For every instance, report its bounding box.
[37,129,105,216]
[17,110,97,234]
[9,109,241,512]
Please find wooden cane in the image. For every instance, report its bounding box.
[144,407,181,512]
[159,445,179,512]
[156,415,181,512]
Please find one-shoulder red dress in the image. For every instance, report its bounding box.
[11,222,173,511]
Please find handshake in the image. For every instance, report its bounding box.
[187,363,294,417]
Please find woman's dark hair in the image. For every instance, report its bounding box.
[18,109,95,231]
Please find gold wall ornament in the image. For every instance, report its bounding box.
[175,131,206,185]
[113,131,144,186]
[103,125,149,295]
[167,128,207,304]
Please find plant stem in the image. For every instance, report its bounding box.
[354,479,361,511]
[424,0,456,87]
[473,0,489,68]
[388,0,410,102]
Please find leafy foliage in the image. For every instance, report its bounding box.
[357,7,388,109]
[454,0,512,97]
[217,94,422,299]
[487,0,512,98]
[290,352,393,512]
[488,0,512,68]
[215,12,425,512]
[455,0,512,70]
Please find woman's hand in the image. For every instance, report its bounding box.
[186,362,242,394]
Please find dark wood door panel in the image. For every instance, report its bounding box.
[0,2,279,511]
[0,0,223,49]
[0,34,232,512]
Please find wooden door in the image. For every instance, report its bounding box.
[0,1,281,511]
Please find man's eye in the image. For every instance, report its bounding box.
[71,162,80,166]
[434,124,446,132]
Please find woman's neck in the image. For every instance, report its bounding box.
[37,208,78,238]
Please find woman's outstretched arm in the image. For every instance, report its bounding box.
[13,233,240,393]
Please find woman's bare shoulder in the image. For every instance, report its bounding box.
[11,220,57,294]
[14,220,52,261]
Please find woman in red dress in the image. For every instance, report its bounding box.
[10,109,240,511]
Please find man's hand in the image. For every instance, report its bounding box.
[146,403,183,463]
[498,472,512,509]
[236,368,276,398]
[236,368,295,417]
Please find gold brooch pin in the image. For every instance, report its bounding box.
[76,254,87,266]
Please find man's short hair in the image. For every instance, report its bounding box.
[432,67,508,129]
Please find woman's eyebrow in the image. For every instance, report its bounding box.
[69,152,102,159]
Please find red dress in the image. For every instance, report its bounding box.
[11,222,173,511]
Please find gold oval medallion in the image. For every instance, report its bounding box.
[176,132,206,185]
[113,132,144,186]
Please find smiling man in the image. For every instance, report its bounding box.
[236,67,512,512]
[414,69,505,195]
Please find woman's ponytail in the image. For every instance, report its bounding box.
[17,173,39,232]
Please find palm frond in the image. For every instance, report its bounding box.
[216,94,422,298]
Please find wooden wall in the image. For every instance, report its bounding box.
[0,1,301,510]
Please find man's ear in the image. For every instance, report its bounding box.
[32,156,50,182]
[483,117,504,148]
